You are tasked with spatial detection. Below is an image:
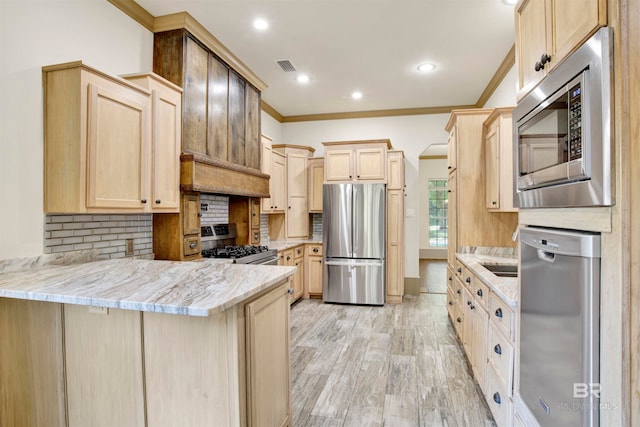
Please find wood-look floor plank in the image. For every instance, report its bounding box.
[290,289,495,427]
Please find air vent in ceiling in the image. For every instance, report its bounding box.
[276,60,296,72]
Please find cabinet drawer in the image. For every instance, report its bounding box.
[486,364,513,427]
[455,260,464,278]
[183,237,201,257]
[488,323,514,397]
[454,276,465,307]
[473,280,490,311]
[447,289,456,320]
[453,301,464,339]
[489,292,514,341]
[307,244,322,257]
[294,245,304,260]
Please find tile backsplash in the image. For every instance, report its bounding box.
[311,213,323,240]
[200,194,229,224]
[44,214,152,259]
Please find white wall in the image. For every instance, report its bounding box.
[483,66,517,108]
[419,157,448,258]
[0,0,153,259]
[282,114,450,278]
[261,111,284,145]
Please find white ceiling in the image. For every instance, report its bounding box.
[135,0,516,117]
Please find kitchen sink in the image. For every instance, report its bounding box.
[481,263,518,278]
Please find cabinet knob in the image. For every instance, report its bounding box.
[457,267,462,273]
[494,344,502,355]
[470,304,475,310]
[286,256,291,261]
[493,392,501,405]
[357,175,360,178]
[456,317,462,323]
[495,308,503,318]
[288,206,291,209]
[467,300,472,306]
[141,199,147,204]
[448,190,452,193]
[448,166,452,170]
[155,199,161,204]
[349,175,352,179]
[197,213,202,217]
[492,201,497,205]
[189,242,197,249]
[287,288,294,295]
[313,248,319,253]
[477,289,483,297]
[456,289,461,295]
[448,300,453,306]
[465,277,471,284]
[534,61,543,72]
[540,53,551,65]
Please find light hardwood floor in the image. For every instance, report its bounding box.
[419,260,448,294]
[289,294,496,426]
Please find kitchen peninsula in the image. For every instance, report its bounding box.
[0,253,295,427]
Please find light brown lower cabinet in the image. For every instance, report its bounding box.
[0,281,291,427]
[305,243,323,298]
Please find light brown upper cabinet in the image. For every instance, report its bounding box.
[123,73,183,212]
[387,150,405,191]
[43,62,180,214]
[515,0,607,99]
[323,140,390,182]
[273,145,315,239]
[308,157,324,213]
[153,29,261,170]
[483,108,517,212]
[260,135,286,214]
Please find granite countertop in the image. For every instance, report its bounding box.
[0,255,295,317]
[456,252,518,307]
[269,240,322,251]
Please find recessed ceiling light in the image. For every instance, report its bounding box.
[502,0,517,5]
[351,91,363,100]
[253,18,268,30]
[297,74,310,84]
[417,63,436,72]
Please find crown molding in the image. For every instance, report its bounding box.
[107,0,154,31]
[475,44,516,108]
[261,101,284,122]
[279,105,477,123]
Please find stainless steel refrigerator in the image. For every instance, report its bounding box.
[322,183,385,305]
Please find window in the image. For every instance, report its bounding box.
[428,179,448,247]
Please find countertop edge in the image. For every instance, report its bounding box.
[456,253,518,307]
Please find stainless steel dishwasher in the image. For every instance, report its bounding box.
[519,226,601,427]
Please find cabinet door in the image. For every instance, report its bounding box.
[307,256,323,295]
[485,123,500,209]
[551,0,606,65]
[472,304,489,393]
[271,152,286,212]
[325,150,353,181]
[261,140,273,212]
[386,189,404,301]
[183,36,209,155]
[308,160,324,213]
[355,148,386,180]
[462,286,474,356]
[207,54,229,160]
[293,257,304,300]
[245,84,261,170]
[228,71,246,166]
[447,126,457,171]
[151,86,181,211]
[287,154,307,197]
[286,196,308,239]
[245,283,291,427]
[516,0,549,95]
[250,198,261,245]
[182,193,200,235]
[86,83,150,210]
[387,153,405,190]
[447,171,457,266]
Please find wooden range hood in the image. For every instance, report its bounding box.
[180,154,269,198]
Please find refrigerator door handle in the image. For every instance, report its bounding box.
[324,259,383,267]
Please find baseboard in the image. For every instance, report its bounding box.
[404,277,420,295]
[420,248,447,259]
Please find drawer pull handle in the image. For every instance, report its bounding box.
[493,392,501,405]
[495,308,503,318]
[456,289,461,295]
[467,300,472,306]
[465,277,471,284]
[477,289,483,297]
[141,199,147,204]
[457,267,462,274]
[155,199,161,204]
[313,248,319,253]
[470,304,475,310]
[494,344,502,355]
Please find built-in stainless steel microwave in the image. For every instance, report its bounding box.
[513,27,613,208]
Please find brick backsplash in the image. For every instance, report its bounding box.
[311,213,323,240]
[200,194,229,224]
[44,214,152,259]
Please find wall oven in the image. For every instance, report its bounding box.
[513,27,613,208]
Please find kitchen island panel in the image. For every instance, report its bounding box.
[0,299,66,427]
